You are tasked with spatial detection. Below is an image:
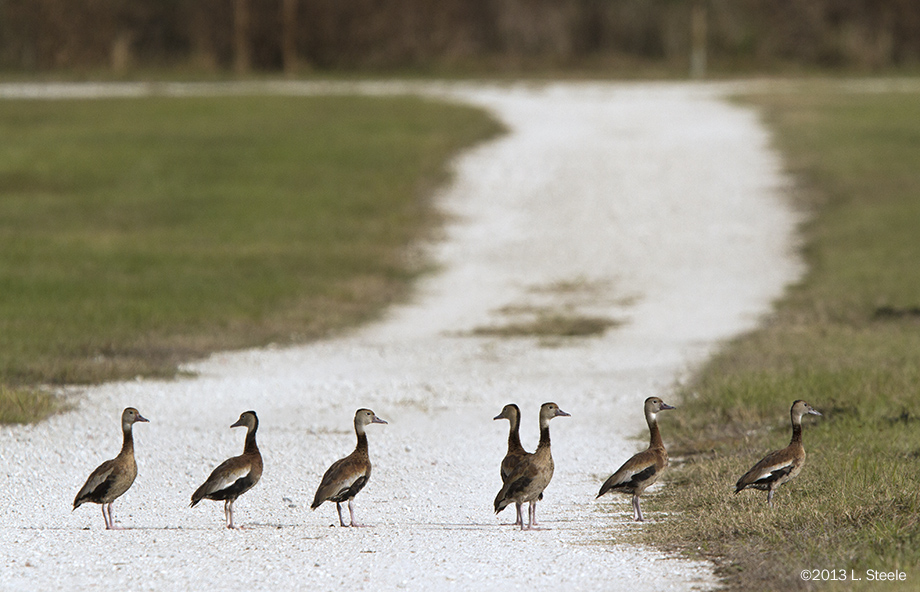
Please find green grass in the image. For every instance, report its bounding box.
[640,87,920,590]
[0,94,502,423]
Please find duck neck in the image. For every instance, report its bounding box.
[355,423,369,454]
[647,412,664,449]
[244,423,260,455]
[790,413,803,445]
[120,423,134,456]
[508,413,525,453]
[537,420,551,450]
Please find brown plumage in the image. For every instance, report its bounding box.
[311,408,387,527]
[735,400,822,507]
[493,402,570,530]
[493,403,541,526]
[73,407,149,530]
[597,397,674,522]
[494,404,528,482]
[190,410,263,529]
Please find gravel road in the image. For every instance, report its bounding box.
[0,81,801,591]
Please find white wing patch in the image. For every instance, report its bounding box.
[755,459,794,482]
[207,464,250,494]
[332,473,363,495]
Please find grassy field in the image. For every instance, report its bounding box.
[639,86,920,590]
[0,94,502,423]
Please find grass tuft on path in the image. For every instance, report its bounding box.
[0,94,502,423]
[638,87,920,590]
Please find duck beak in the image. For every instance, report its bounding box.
[493,413,503,421]
[809,408,823,416]
[230,418,245,428]
[136,414,150,423]
[372,416,388,425]
[555,408,571,417]
[660,403,676,411]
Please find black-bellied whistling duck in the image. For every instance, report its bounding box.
[494,403,528,526]
[493,403,546,526]
[494,404,527,484]
[73,407,149,530]
[494,402,570,530]
[735,400,822,507]
[597,397,674,522]
[492,403,530,526]
[311,408,387,527]
[190,410,263,529]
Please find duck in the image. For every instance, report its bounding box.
[73,407,149,530]
[735,399,822,507]
[190,410,263,529]
[311,408,387,527]
[493,403,541,526]
[494,402,570,530]
[494,404,528,483]
[596,397,675,522]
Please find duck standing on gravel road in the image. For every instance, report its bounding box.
[311,408,387,527]
[190,410,263,529]
[73,407,149,530]
[494,402,570,530]
[596,397,674,522]
[494,403,531,526]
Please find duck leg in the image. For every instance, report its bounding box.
[514,502,523,526]
[347,499,364,527]
[226,500,238,529]
[767,488,774,509]
[633,495,644,522]
[335,502,347,527]
[524,501,545,531]
[101,504,111,530]
[107,502,124,530]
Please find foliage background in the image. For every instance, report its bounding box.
[2,1,919,74]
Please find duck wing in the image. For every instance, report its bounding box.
[500,450,530,483]
[494,458,542,512]
[73,458,117,508]
[190,455,258,506]
[311,454,369,508]
[735,447,798,492]
[597,449,661,498]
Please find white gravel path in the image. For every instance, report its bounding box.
[0,81,801,591]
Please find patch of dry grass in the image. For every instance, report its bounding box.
[471,313,621,339]
[470,278,627,342]
[0,385,67,424]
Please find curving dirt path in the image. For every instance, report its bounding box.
[0,81,801,591]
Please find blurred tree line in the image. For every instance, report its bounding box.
[1,0,918,74]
